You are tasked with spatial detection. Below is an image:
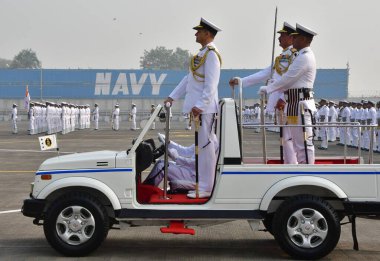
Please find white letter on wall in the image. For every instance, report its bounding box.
[130,73,148,95]
[94,72,112,95]
[150,73,167,95]
[112,73,129,95]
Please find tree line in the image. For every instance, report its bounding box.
[1,46,192,70]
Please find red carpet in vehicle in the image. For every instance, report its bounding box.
[137,184,209,204]
[149,193,209,204]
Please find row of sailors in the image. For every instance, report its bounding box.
[315,99,380,151]
[242,104,279,132]
[28,101,93,135]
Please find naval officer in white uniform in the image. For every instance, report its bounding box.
[230,22,298,164]
[165,18,221,198]
[260,23,318,164]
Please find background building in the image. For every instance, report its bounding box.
[0,68,348,121]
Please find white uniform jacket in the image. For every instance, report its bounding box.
[266,46,317,112]
[241,46,297,112]
[169,42,220,114]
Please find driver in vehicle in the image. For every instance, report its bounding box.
[143,133,218,198]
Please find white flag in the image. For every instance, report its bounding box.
[39,134,58,151]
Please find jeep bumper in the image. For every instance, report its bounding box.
[22,198,46,218]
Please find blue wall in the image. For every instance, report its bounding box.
[0,69,348,100]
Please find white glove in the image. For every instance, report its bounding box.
[168,148,179,160]
[258,86,267,95]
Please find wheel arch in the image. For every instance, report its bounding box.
[36,177,122,212]
[260,176,347,212]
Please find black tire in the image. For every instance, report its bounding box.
[272,195,340,260]
[262,213,274,235]
[43,192,109,256]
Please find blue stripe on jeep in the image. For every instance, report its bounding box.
[222,171,378,175]
[36,168,133,175]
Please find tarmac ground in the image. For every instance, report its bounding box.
[1,120,380,260]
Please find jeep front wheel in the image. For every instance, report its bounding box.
[43,192,109,256]
[273,195,340,260]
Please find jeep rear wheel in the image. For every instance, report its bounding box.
[43,192,109,256]
[273,195,340,260]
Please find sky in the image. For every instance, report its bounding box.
[0,0,379,97]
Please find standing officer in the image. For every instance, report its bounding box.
[92,103,99,130]
[112,104,120,131]
[230,22,298,163]
[317,99,329,150]
[260,23,318,164]
[164,18,221,198]
[130,103,137,130]
[327,101,338,142]
[29,102,36,135]
[11,103,18,134]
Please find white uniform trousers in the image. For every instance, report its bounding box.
[282,125,298,164]
[113,116,119,130]
[285,104,315,164]
[29,118,35,135]
[12,118,17,134]
[320,126,328,149]
[94,115,99,130]
[131,115,137,130]
[328,125,337,142]
[339,125,351,145]
[351,125,359,147]
[196,114,218,192]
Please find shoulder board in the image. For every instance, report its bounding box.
[207,46,215,51]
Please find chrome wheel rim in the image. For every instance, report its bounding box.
[55,206,95,245]
[286,208,328,248]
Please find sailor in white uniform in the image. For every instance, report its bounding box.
[230,22,298,163]
[112,104,120,131]
[317,99,329,150]
[338,101,351,146]
[130,103,137,130]
[165,18,221,198]
[29,102,36,135]
[11,103,18,134]
[328,101,338,142]
[92,103,99,130]
[376,101,380,152]
[260,23,318,164]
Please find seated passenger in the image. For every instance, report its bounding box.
[143,133,218,198]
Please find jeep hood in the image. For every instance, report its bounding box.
[39,150,119,171]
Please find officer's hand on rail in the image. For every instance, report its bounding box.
[229,78,239,88]
[164,97,173,106]
[258,86,267,95]
[275,98,286,111]
[191,106,202,117]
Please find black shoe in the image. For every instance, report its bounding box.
[318,146,328,150]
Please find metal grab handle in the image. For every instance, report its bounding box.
[232,77,243,158]
[162,102,171,200]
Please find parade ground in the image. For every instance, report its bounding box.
[1,121,380,260]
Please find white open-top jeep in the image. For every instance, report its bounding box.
[22,92,380,259]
